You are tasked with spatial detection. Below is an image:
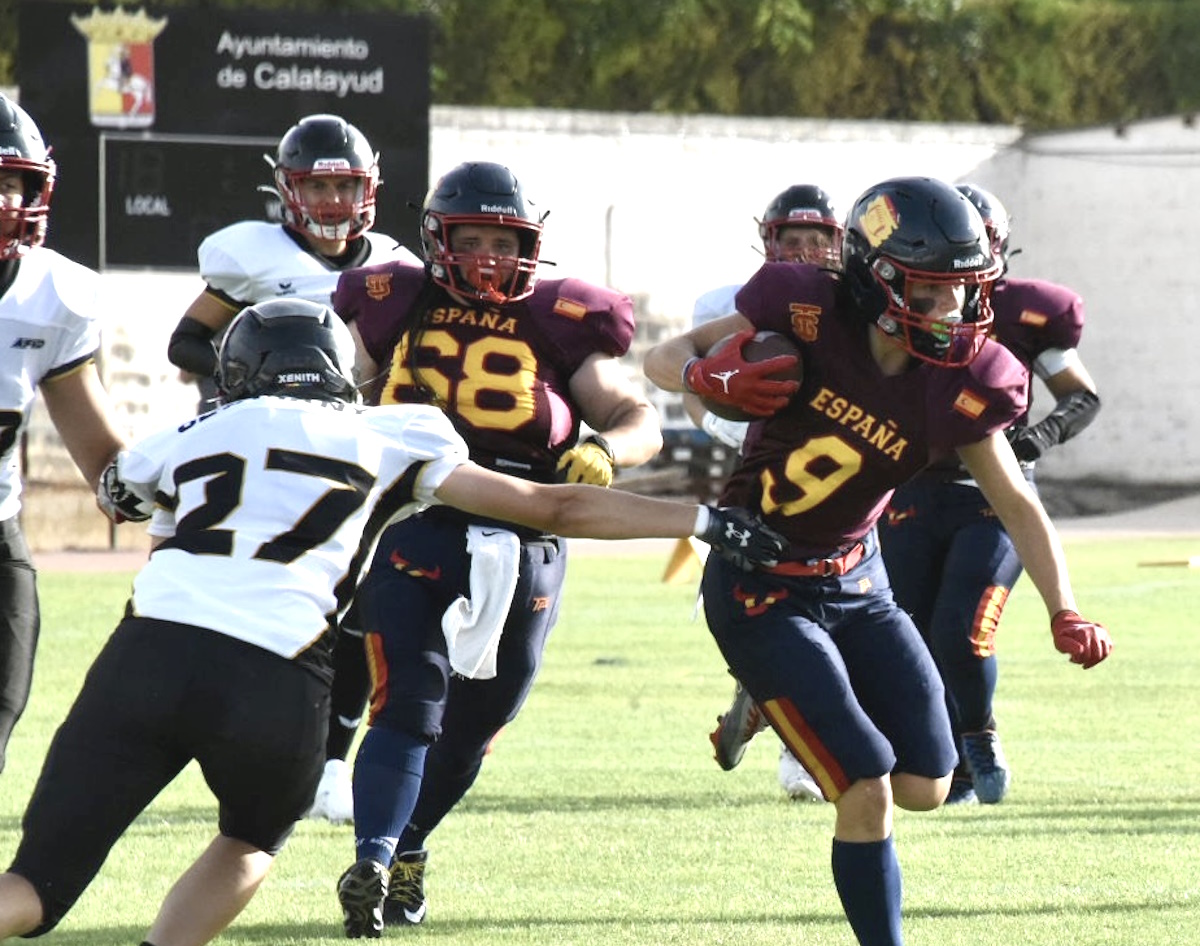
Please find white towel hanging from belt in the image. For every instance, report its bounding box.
[441,524,521,679]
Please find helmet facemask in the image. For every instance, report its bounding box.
[757,184,843,271]
[867,255,998,367]
[422,212,542,304]
[273,163,378,243]
[0,94,56,260]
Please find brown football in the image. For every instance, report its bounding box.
[699,330,803,422]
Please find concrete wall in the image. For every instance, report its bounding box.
[968,114,1200,485]
[21,107,1196,550]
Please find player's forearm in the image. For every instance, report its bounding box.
[644,337,699,393]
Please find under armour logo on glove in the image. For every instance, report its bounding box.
[698,506,785,572]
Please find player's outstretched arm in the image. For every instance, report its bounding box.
[435,462,784,570]
[958,431,1113,669]
[41,362,124,491]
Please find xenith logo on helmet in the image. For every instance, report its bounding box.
[480,204,518,214]
[953,254,987,269]
[277,371,322,384]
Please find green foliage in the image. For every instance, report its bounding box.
[8,0,1200,142]
[3,535,1199,944]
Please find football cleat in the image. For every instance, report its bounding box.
[777,745,824,802]
[383,849,429,926]
[960,730,1010,804]
[945,772,979,806]
[308,758,354,824]
[709,682,768,770]
[337,858,389,939]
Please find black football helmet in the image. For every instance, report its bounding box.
[757,184,843,269]
[0,95,55,260]
[265,114,379,242]
[420,161,544,304]
[842,176,1002,367]
[217,299,357,404]
[956,182,1014,273]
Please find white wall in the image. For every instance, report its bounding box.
[967,115,1200,485]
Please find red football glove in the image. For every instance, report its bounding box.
[684,329,800,417]
[1051,610,1113,669]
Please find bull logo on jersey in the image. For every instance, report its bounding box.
[860,195,900,248]
[733,585,789,617]
[789,304,820,343]
[365,273,393,301]
[71,7,167,129]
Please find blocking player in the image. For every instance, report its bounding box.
[0,298,783,946]
[689,184,843,802]
[0,94,126,775]
[330,161,665,934]
[879,183,1102,804]
[166,112,421,823]
[643,175,1112,946]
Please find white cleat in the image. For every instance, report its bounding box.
[778,745,824,802]
[308,758,355,824]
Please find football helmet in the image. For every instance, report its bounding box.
[757,184,843,269]
[266,114,378,242]
[956,182,1013,272]
[420,161,544,304]
[0,94,55,260]
[842,176,1002,367]
[217,298,358,404]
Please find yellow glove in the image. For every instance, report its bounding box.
[556,435,616,487]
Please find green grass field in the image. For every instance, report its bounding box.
[3,535,1199,945]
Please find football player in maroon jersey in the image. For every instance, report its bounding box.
[879,183,1102,806]
[330,162,664,933]
[644,175,1112,946]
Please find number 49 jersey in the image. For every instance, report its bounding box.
[121,397,468,680]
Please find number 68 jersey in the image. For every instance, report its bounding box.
[121,397,469,681]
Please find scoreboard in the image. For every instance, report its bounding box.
[100,133,277,269]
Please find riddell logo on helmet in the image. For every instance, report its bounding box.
[312,159,353,173]
[480,204,518,214]
[953,255,987,269]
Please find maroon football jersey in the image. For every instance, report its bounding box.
[333,263,635,482]
[723,262,1028,558]
[990,277,1085,422]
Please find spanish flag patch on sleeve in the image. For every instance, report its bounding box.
[553,297,588,320]
[953,388,987,419]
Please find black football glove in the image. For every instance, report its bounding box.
[698,506,785,571]
[1005,421,1058,462]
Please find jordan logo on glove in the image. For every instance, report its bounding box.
[711,369,739,394]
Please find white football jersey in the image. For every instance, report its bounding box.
[122,398,468,666]
[0,248,101,520]
[691,283,742,328]
[198,220,421,307]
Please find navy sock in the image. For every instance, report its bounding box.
[831,835,903,946]
[351,727,428,866]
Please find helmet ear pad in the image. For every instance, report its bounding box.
[841,231,890,324]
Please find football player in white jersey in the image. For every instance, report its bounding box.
[166,112,421,411]
[0,94,126,775]
[166,113,421,823]
[0,298,783,946]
